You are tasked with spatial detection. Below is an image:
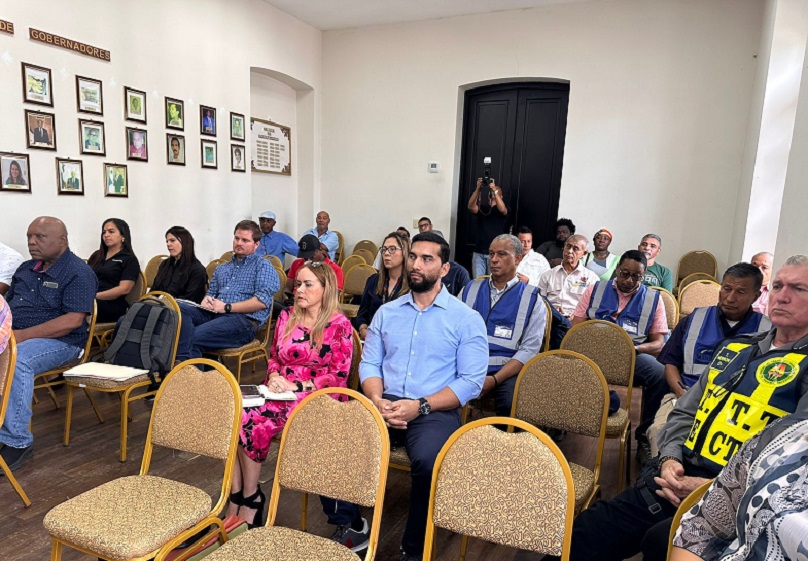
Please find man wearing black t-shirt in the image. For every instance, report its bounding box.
[467,177,509,278]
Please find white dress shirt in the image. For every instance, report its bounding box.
[537,260,599,318]
[517,249,551,287]
[0,241,24,287]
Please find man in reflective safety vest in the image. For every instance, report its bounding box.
[461,234,546,415]
[647,263,771,455]
[572,249,670,462]
[547,255,808,561]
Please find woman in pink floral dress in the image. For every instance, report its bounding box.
[227,262,353,528]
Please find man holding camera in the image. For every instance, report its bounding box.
[467,175,509,279]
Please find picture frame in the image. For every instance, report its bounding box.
[230,112,245,141]
[166,133,186,166]
[79,119,106,156]
[104,163,128,198]
[165,97,184,130]
[0,152,32,193]
[76,75,103,115]
[231,144,246,172]
[201,139,217,169]
[56,158,84,196]
[21,62,53,106]
[126,127,148,161]
[124,86,147,123]
[25,109,57,151]
[200,105,216,136]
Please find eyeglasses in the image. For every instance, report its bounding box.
[379,246,402,255]
[617,269,644,282]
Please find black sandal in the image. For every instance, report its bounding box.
[240,487,266,529]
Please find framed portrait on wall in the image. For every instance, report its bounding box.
[230,112,245,141]
[200,105,216,136]
[231,144,246,172]
[76,76,103,115]
[0,152,31,193]
[56,158,84,196]
[165,97,184,130]
[126,127,148,161]
[201,139,217,169]
[104,163,128,198]
[79,119,106,156]
[25,109,57,151]
[124,86,147,123]
[167,133,185,166]
[21,62,53,106]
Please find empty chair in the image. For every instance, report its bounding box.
[44,359,242,561]
[352,239,379,256]
[353,248,375,266]
[422,417,575,560]
[676,250,717,287]
[341,254,366,277]
[340,264,377,317]
[678,280,721,318]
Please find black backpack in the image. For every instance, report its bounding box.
[103,296,179,381]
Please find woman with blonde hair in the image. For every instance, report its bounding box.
[354,231,410,339]
[228,261,357,535]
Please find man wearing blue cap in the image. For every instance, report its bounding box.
[255,210,298,263]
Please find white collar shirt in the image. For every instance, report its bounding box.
[516,249,551,287]
[537,260,599,318]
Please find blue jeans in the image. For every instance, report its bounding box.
[175,304,257,362]
[471,253,490,278]
[0,338,81,448]
[633,353,667,438]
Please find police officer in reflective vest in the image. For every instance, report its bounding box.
[461,234,546,415]
[572,249,670,462]
[548,255,808,561]
[647,263,771,456]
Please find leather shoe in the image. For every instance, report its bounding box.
[0,444,33,472]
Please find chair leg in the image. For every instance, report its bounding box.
[49,538,63,561]
[301,492,308,531]
[63,385,74,446]
[46,384,60,409]
[459,534,469,561]
[120,390,132,462]
[83,388,105,423]
[0,455,31,506]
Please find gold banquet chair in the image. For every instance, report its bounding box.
[334,230,345,265]
[678,280,721,319]
[340,264,377,318]
[352,239,379,256]
[649,286,679,330]
[44,359,242,561]
[511,351,609,514]
[560,320,636,492]
[1,334,32,506]
[353,248,376,266]
[203,388,390,561]
[63,292,182,462]
[348,328,363,391]
[675,250,717,289]
[220,250,235,261]
[666,479,714,560]
[206,258,226,283]
[205,321,272,384]
[262,253,283,270]
[423,417,575,561]
[341,254,366,278]
[144,254,169,290]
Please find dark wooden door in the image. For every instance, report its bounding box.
[454,82,570,270]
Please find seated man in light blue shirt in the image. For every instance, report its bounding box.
[360,231,488,561]
[303,210,338,260]
[255,210,298,263]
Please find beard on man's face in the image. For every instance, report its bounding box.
[408,270,439,293]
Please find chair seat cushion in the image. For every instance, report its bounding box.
[207,339,262,355]
[44,475,211,560]
[206,525,360,561]
[605,407,629,438]
[66,373,152,390]
[339,304,359,318]
[389,446,411,467]
[569,462,595,511]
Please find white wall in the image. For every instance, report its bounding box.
[321,0,764,273]
[0,0,321,265]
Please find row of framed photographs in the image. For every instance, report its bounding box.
[21,109,246,169]
[22,62,246,139]
[1,153,129,197]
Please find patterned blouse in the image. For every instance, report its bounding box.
[674,414,808,560]
[0,295,11,354]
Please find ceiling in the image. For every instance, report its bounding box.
[263,0,594,31]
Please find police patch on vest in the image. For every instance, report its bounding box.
[709,348,739,373]
[756,357,800,387]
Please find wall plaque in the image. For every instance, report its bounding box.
[29,28,110,61]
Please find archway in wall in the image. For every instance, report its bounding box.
[453,80,570,271]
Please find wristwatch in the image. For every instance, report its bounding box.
[417,397,431,416]
[224,303,232,314]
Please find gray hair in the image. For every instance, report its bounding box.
[785,255,808,266]
[642,233,662,246]
[492,234,523,257]
[568,234,590,248]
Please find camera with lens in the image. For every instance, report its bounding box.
[480,156,493,202]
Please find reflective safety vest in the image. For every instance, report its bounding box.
[684,338,807,474]
[585,280,660,344]
[461,279,540,373]
[681,307,771,386]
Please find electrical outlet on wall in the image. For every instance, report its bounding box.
[413,218,419,228]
